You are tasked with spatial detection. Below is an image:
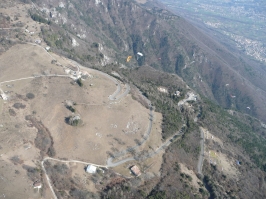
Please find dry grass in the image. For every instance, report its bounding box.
[0,44,64,82]
[0,159,51,199]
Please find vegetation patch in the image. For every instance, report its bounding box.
[25,115,56,157]
[13,103,26,109]
[26,93,35,99]
[30,13,51,24]
[65,115,82,126]
[9,108,16,116]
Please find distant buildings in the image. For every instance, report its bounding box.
[130,165,141,177]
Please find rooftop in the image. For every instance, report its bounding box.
[86,165,97,173]
[130,165,141,176]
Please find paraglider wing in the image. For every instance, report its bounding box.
[126,56,132,62]
[137,52,143,56]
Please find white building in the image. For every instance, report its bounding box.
[86,165,97,173]
[33,182,42,192]
[35,39,42,44]
[33,182,42,189]
[0,93,7,100]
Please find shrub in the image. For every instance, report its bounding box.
[66,105,76,113]
[66,115,82,126]
[9,109,16,116]
[30,13,50,24]
[13,103,26,109]
[26,93,35,99]
[76,78,83,87]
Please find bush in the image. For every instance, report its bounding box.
[69,188,97,199]
[13,103,26,109]
[26,93,35,99]
[22,165,40,181]
[30,13,50,24]
[66,105,76,113]
[76,78,83,87]
[10,156,23,165]
[66,115,82,126]
[9,109,16,116]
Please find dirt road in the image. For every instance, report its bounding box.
[41,157,108,199]
[197,127,205,175]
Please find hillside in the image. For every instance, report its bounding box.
[0,0,266,199]
[5,0,266,124]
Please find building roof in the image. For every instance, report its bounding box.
[0,93,7,100]
[130,165,141,176]
[33,182,42,188]
[86,165,97,173]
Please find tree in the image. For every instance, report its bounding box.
[66,115,82,126]
[76,78,83,87]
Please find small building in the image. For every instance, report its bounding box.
[130,165,141,177]
[45,46,50,51]
[175,90,181,96]
[86,165,97,173]
[33,182,42,189]
[0,93,7,100]
[35,39,42,44]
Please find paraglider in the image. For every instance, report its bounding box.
[136,52,144,61]
[137,52,143,57]
[126,56,132,62]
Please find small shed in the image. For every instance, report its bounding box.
[35,39,42,44]
[130,165,141,177]
[33,182,42,189]
[0,93,7,100]
[86,165,97,173]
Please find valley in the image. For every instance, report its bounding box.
[160,0,266,63]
